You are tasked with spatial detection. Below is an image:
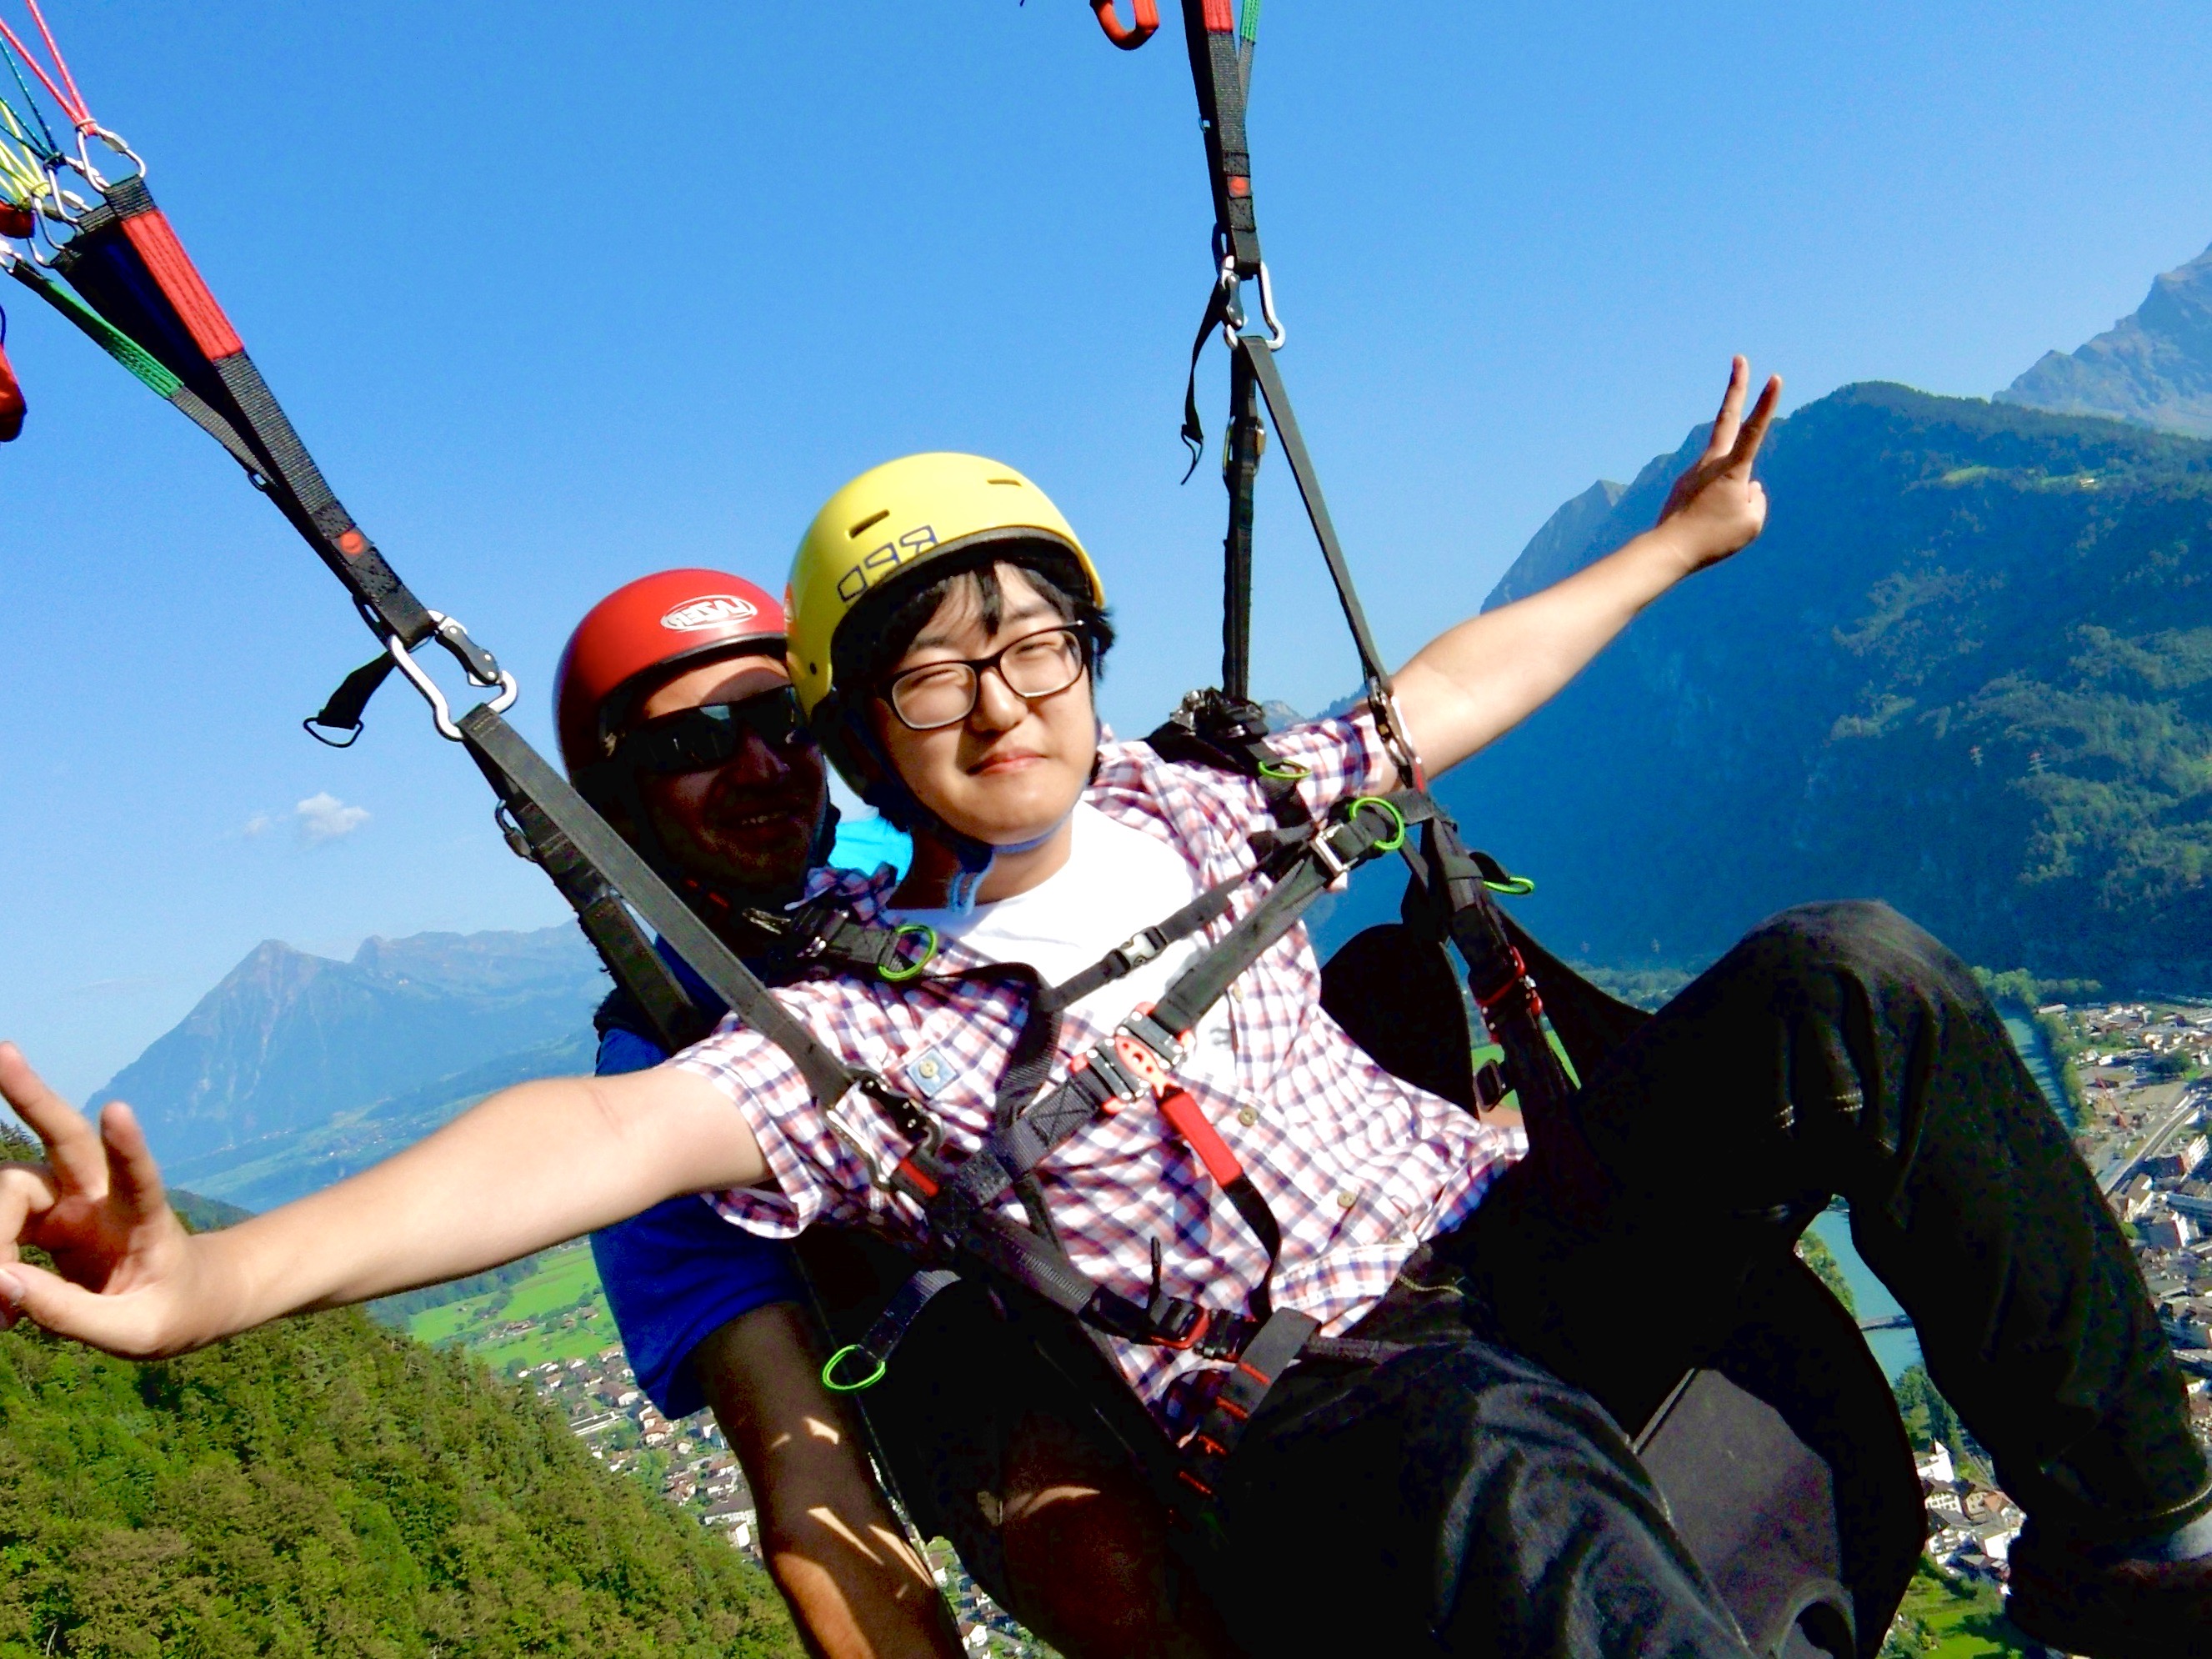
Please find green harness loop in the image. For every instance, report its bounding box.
[821,1344,887,1393]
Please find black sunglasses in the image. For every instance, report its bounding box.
[614,686,807,774]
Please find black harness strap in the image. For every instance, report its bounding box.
[1147,688,1313,835]
[459,707,863,1108]
[821,793,1423,1435]
[301,653,397,747]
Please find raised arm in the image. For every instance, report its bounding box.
[1392,357,1780,780]
[0,1041,764,1358]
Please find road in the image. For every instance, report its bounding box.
[2100,1080,2212,1195]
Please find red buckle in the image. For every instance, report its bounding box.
[892,1156,940,1200]
[1069,1050,1124,1115]
[1114,1032,1176,1093]
[1474,945,1531,1011]
[1154,1307,1213,1352]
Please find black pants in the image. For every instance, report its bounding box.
[1207,901,2209,1656]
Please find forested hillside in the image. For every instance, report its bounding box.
[1366,383,2212,984]
[0,1306,798,1656]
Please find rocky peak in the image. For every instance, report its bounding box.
[1999,243,2212,435]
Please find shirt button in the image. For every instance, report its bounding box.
[1335,1190,1359,1210]
[1237,1107,1259,1127]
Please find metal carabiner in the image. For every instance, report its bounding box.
[1089,0,1159,50]
[1217,257,1287,352]
[1251,261,1287,350]
[385,611,519,742]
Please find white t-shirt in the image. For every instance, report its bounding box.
[892,802,1238,1082]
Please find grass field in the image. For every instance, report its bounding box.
[1887,1561,2032,1657]
[406,1240,617,1374]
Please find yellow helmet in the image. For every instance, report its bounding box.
[785,452,1104,725]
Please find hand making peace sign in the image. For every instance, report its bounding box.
[1654,354,1783,572]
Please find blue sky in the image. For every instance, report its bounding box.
[5,0,2210,1098]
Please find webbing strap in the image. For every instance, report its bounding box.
[1178,0,1262,277]
[1180,1306,1319,1494]
[1219,345,1263,699]
[1051,854,1263,1006]
[5,257,260,469]
[1234,333,1399,702]
[1149,793,1421,1039]
[459,707,859,1106]
[301,653,396,746]
[826,1267,963,1393]
[58,177,440,650]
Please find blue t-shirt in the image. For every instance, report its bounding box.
[588,816,911,1418]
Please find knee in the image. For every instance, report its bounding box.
[1741,900,1979,1013]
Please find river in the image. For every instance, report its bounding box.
[1809,1013,2066,1381]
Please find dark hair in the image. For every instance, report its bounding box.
[835,543,1115,696]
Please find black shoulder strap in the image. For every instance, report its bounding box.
[1144,686,1313,834]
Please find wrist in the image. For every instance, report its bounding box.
[1639,518,1707,580]
[185,1225,278,1346]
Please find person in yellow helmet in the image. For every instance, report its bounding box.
[3,359,2205,1658]
[783,451,1111,913]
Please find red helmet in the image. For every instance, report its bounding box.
[553,569,787,779]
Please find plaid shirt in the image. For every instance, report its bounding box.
[673,711,1525,1423]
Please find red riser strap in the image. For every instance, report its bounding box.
[1202,0,1235,32]
[1159,1087,1244,1186]
[117,208,243,362]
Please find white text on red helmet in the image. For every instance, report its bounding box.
[660,594,760,632]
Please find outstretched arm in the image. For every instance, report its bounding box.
[1391,357,1780,780]
[0,1041,764,1358]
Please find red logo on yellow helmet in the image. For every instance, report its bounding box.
[659,594,760,632]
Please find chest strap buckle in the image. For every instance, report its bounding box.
[824,1076,943,1191]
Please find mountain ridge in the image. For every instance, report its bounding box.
[98,925,607,1173]
[1999,242,2212,436]
[1399,380,2212,987]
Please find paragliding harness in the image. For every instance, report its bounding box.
[2,1,1920,1646]
[806,9,1923,1648]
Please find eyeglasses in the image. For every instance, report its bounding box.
[880,625,1090,732]
[615,686,806,774]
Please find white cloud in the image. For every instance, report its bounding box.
[243,812,273,838]
[296,792,370,844]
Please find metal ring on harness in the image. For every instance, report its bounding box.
[386,612,519,742]
[1346,794,1408,854]
[820,1343,888,1393]
[878,921,938,983]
